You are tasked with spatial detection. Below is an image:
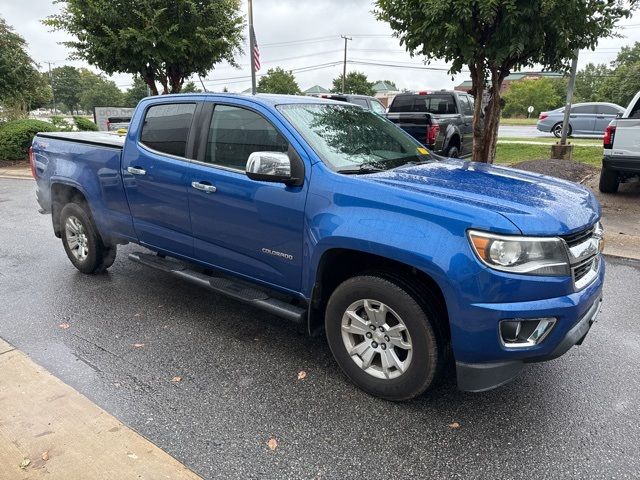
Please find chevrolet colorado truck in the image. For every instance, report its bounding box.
[385,90,474,157]
[31,93,604,400]
[599,90,640,193]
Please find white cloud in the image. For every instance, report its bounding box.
[1,0,638,93]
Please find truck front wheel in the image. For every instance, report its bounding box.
[325,275,444,401]
[60,202,117,274]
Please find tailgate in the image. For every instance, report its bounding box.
[612,118,640,158]
[386,113,430,144]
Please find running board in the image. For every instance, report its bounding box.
[128,252,306,324]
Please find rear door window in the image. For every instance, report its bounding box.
[350,98,369,109]
[597,105,620,115]
[205,105,288,170]
[630,98,640,119]
[571,105,596,114]
[140,103,196,157]
[370,100,386,114]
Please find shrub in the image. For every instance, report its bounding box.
[0,119,58,161]
[49,115,73,131]
[73,116,99,131]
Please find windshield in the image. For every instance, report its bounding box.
[277,103,431,172]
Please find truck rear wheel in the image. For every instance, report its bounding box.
[325,275,443,401]
[60,202,117,274]
[599,166,619,193]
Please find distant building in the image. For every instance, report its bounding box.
[454,71,564,94]
[304,85,329,96]
[372,81,400,107]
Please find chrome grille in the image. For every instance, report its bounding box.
[562,224,602,291]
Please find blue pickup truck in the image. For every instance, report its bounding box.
[31,93,605,400]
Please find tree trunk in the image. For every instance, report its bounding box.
[142,71,159,96]
[167,65,183,93]
[470,63,507,164]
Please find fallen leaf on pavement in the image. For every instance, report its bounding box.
[297,371,307,380]
[133,313,140,317]
[58,323,70,329]
[448,422,461,429]
[41,451,49,461]
[171,376,182,383]
[19,458,30,469]
[267,438,278,451]
[132,343,145,348]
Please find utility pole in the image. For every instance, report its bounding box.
[248,0,257,95]
[560,49,579,146]
[341,35,352,93]
[551,48,579,160]
[44,61,57,114]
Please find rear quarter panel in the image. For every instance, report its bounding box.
[32,136,136,242]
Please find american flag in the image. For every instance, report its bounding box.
[252,27,261,71]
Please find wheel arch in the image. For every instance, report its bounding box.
[308,248,451,342]
[50,181,90,238]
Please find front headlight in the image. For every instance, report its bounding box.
[468,230,570,276]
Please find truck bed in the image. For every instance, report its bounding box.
[36,131,126,149]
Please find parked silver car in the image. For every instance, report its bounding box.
[537,102,625,137]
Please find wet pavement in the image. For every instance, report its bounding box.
[1,178,639,479]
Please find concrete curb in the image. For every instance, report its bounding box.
[0,337,202,480]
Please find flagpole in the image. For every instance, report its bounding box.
[248,0,256,95]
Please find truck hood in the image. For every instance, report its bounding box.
[364,159,600,235]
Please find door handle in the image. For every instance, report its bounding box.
[191,181,217,193]
[127,166,146,175]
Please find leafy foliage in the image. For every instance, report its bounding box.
[73,116,99,131]
[124,76,150,107]
[181,81,202,93]
[257,68,301,95]
[331,72,375,96]
[49,115,73,131]
[502,78,563,117]
[78,69,124,111]
[51,65,83,113]
[574,63,611,103]
[0,16,52,118]
[598,42,640,107]
[0,119,58,161]
[45,0,244,94]
[375,0,637,162]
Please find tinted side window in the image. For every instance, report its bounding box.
[571,105,596,114]
[459,95,473,115]
[630,98,640,119]
[206,105,288,170]
[370,100,386,114]
[597,105,619,115]
[388,96,414,112]
[350,98,369,108]
[140,103,196,157]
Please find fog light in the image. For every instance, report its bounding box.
[500,318,556,348]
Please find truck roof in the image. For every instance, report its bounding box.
[149,92,348,107]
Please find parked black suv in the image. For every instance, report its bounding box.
[386,91,474,157]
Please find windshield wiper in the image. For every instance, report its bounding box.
[337,164,384,174]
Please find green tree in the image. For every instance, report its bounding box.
[0,16,50,118]
[574,63,611,102]
[181,81,202,93]
[257,67,301,95]
[45,0,244,95]
[375,0,637,163]
[124,76,149,107]
[331,71,375,96]
[597,42,640,107]
[78,69,124,112]
[51,65,82,113]
[502,78,562,117]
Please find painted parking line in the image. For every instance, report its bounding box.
[0,338,202,480]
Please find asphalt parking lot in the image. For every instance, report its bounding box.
[1,177,639,479]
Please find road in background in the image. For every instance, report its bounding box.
[1,178,639,479]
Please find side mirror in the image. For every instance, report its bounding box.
[246,151,302,186]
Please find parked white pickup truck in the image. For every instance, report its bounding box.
[599,90,640,193]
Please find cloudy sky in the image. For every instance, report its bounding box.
[1,0,639,93]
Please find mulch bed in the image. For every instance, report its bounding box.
[0,159,29,167]
[510,158,599,184]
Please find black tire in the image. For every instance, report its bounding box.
[59,201,116,274]
[325,275,444,401]
[599,166,619,193]
[552,122,572,138]
[446,145,460,158]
